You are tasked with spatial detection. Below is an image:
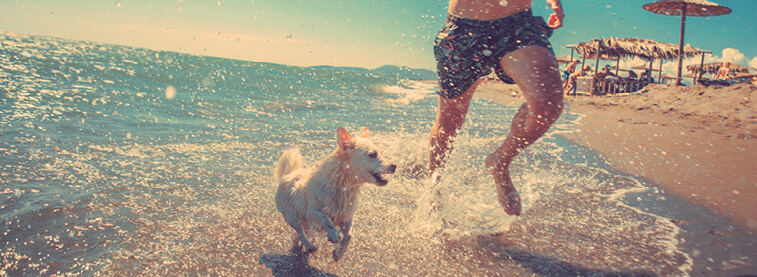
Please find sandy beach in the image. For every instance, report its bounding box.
[473,82,757,275]
[564,83,756,232]
[476,82,756,232]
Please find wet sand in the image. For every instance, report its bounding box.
[474,82,757,276]
[561,84,757,232]
[476,82,757,232]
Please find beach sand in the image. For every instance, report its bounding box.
[474,82,757,275]
[476,82,756,232]
[563,83,756,232]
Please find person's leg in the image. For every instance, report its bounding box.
[429,81,479,178]
[485,45,564,215]
[564,75,575,95]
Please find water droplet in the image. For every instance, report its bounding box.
[165,85,177,99]
[499,0,508,7]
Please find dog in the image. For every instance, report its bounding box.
[274,126,397,261]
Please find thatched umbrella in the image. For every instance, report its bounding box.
[571,37,708,78]
[573,37,705,61]
[687,62,757,75]
[556,55,576,64]
[643,0,732,86]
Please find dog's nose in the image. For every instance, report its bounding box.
[386,164,397,174]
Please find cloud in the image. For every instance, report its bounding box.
[750,57,757,69]
[720,48,746,64]
[702,48,750,66]
[618,56,648,71]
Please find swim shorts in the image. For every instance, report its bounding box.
[434,9,554,99]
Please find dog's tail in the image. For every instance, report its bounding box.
[274,148,303,181]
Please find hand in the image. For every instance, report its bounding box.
[548,9,564,29]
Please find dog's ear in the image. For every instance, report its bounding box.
[359,127,370,138]
[336,127,354,151]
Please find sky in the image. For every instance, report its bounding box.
[2,0,756,78]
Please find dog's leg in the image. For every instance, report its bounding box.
[296,229,318,254]
[290,233,304,254]
[286,216,317,254]
[311,209,340,243]
[332,221,352,262]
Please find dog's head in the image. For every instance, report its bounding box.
[336,127,397,186]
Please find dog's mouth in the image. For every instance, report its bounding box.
[372,164,397,186]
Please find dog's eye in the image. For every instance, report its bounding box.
[368,151,378,159]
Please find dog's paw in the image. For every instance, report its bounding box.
[326,230,340,243]
[332,247,349,262]
[332,248,342,262]
[332,236,351,262]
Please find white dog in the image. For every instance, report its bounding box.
[274,127,396,261]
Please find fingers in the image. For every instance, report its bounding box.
[548,13,563,29]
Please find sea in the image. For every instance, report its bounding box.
[0,31,745,276]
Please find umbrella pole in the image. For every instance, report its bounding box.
[658,59,663,81]
[581,53,586,68]
[615,58,620,75]
[594,44,601,75]
[697,53,706,85]
[676,3,688,86]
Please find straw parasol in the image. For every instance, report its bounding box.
[687,62,756,75]
[574,37,706,61]
[556,55,577,64]
[643,0,732,86]
[571,37,708,76]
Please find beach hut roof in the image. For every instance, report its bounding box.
[572,37,708,61]
[686,62,756,74]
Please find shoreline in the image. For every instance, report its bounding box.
[474,82,757,233]
[472,82,757,275]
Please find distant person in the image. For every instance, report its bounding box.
[625,70,639,91]
[564,64,589,95]
[640,68,654,83]
[596,66,621,94]
[714,62,731,80]
[431,0,565,215]
[562,60,580,90]
[595,65,619,79]
[563,60,580,80]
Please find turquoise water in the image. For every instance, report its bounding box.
[1,32,696,276]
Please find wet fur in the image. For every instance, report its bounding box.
[274,127,396,261]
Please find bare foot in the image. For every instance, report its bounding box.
[428,170,443,214]
[485,154,522,216]
[496,185,521,216]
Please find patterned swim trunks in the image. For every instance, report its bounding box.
[434,9,554,99]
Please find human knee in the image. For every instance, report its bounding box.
[531,99,563,124]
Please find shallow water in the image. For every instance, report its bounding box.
[1,31,748,276]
